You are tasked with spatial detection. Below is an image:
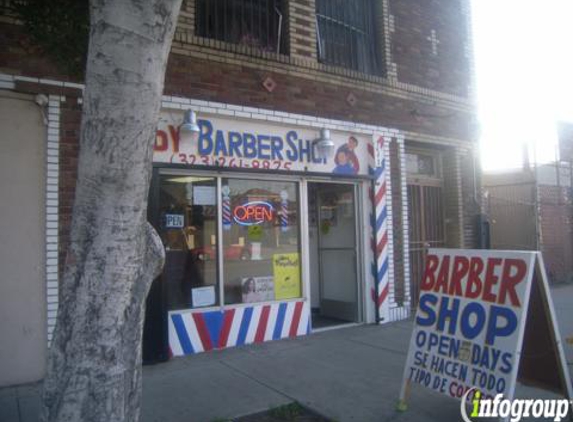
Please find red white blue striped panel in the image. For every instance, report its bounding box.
[169,301,310,356]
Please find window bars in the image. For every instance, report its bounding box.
[316,0,381,75]
[196,0,287,55]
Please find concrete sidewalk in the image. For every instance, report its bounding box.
[2,284,573,422]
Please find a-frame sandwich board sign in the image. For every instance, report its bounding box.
[397,249,572,417]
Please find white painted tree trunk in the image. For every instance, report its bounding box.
[41,1,181,421]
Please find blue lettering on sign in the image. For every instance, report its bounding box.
[415,292,518,346]
[270,136,284,160]
[243,133,257,158]
[194,119,337,166]
[214,130,228,156]
[257,135,271,159]
[198,119,213,155]
[460,302,486,340]
[298,138,312,163]
[286,131,298,161]
[228,131,242,157]
[165,214,184,228]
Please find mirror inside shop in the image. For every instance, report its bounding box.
[157,175,302,311]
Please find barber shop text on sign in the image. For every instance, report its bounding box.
[400,249,535,402]
[398,248,573,412]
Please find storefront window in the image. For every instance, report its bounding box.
[222,179,301,304]
[158,175,219,310]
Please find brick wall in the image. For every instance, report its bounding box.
[460,149,479,248]
[389,139,405,305]
[164,51,473,142]
[288,0,316,59]
[58,98,82,272]
[390,0,470,96]
[442,147,463,247]
[0,0,481,288]
[1,0,476,142]
[539,185,573,283]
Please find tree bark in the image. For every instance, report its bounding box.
[41,1,181,421]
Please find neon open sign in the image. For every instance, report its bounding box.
[233,201,275,226]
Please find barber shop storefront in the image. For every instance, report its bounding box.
[143,104,393,362]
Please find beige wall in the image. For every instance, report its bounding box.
[0,92,46,386]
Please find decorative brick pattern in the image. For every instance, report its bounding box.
[164,53,474,144]
[380,0,397,81]
[0,72,14,89]
[387,136,412,322]
[390,0,471,97]
[443,147,464,248]
[460,149,479,248]
[288,0,317,60]
[460,0,477,102]
[45,95,61,344]
[426,30,440,56]
[397,137,410,310]
[0,0,481,334]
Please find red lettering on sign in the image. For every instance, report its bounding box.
[483,258,502,303]
[434,255,450,294]
[420,254,439,292]
[155,130,168,151]
[499,259,526,307]
[419,254,528,308]
[168,125,180,153]
[233,201,274,226]
[448,256,469,296]
[465,257,484,299]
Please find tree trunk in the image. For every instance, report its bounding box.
[41,1,181,421]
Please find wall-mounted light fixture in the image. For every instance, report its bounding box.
[179,110,200,141]
[313,128,334,160]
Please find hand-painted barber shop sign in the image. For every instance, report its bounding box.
[154,112,369,176]
[398,248,573,414]
[233,201,274,226]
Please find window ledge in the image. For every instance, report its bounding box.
[175,32,291,64]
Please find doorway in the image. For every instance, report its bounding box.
[308,182,361,329]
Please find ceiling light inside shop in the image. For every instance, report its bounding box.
[165,176,213,184]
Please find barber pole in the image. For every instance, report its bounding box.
[280,190,289,232]
[368,135,390,322]
[222,185,231,230]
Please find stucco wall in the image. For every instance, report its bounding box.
[0,92,46,386]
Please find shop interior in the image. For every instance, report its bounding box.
[308,182,361,329]
[143,173,362,362]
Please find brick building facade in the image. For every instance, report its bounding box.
[0,0,480,382]
[484,164,573,285]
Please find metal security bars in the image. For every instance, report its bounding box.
[195,0,287,54]
[316,0,380,75]
[407,184,445,309]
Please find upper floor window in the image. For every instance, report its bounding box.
[316,0,381,75]
[195,0,287,54]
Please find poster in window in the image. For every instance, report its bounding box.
[241,276,274,303]
[272,253,301,300]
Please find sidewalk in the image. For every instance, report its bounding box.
[2,285,573,422]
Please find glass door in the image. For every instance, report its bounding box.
[157,174,219,310]
[314,183,360,324]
